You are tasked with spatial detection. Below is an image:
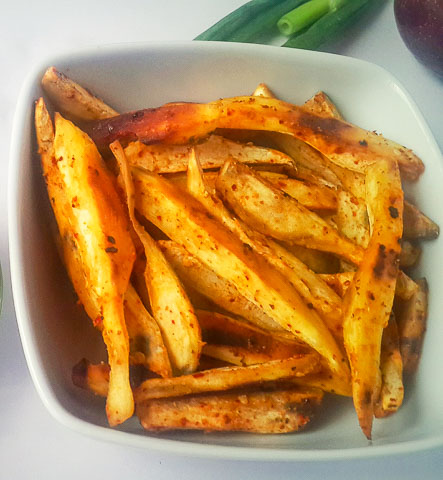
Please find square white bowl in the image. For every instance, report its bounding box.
[9,41,443,461]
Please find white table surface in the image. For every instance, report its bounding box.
[1,1,442,478]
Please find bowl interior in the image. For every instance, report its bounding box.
[9,42,443,460]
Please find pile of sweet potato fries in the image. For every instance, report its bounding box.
[35,67,438,438]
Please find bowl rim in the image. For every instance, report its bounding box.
[8,40,443,462]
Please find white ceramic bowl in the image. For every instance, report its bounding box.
[9,41,443,461]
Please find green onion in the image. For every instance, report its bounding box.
[195,0,288,42]
[277,0,346,36]
[194,0,309,43]
[228,0,308,43]
[282,0,383,50]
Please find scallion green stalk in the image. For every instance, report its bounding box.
[277,0,346,36]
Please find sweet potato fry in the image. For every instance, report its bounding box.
[342,158,403,439]
[37,104,136,426]
[286,371,352,397]
[403,200,439,240]
[132,168,349,379]
[134,353,320,403]
[218,96,424,181]
[42,66,118,122]
[124,134,295,174]
[124,283,172,377]
[36,99,101,322]
[158,240,287,336]
[111,141,202,375]
[216,159,364,265]
[395,278,428,375]
[136,387,323,433]
[88,96,424,181]
[332,190,370,248]
[374,313,404,418]
[174,169,337,212]
[201,345,282,366]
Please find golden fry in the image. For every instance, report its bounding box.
[159,241,287,335]
[37,104,136,426]
[216,159,364,265]
[343,158,403,439]
[134,353,320,403]
[395,278,428,375]
[42,66,118,121]
[403,200,439,240]
[137,387,323,433]
[124,134,295,174]
[88,96,424,181]
[374,314,404,418]
[124,284,172,377]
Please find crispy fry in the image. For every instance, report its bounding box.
[88,96,424,181]
[374,314,404,418]
[403,200,439,240]
[134,353,320,403]
[132,168,349,378]
[216,159,364,265]
[395,278,428,375]
[136,387,323,433]
[37,105,136,426]
[124,134,295,174]
[158,240,287,335]
[332,190,370,248]
[201,344,282,366]
[286,371,352,397]
[342,158,403,439]
[171,170,337,212]
[42,66,118,122]
[111,141,202,375]
[36,99,100,321]
[124,283,172,377]
[214,95,423,181]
